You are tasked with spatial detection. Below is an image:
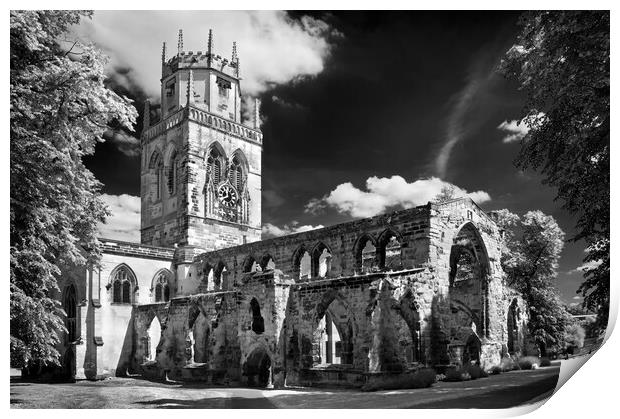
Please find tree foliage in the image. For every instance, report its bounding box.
[564,323,585,351]
[433,185,457,203]
[499,11,610,332]
[495,209,573,355]
[10,10,137,368]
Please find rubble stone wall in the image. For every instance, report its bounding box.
[129,198,530,386]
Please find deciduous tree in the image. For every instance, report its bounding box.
[499,11,609,333]
[494,209,573,355]
[10,10,137,368]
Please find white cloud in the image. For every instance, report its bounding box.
[97,194,141,242]
[497,119,529,143]
[435,76,483,177]
[262,221,324,238]
[497,113,546,143]
[103,129,140,157]
[305,176,491,218]
[434,61,498,178]
[573,296,582,300]
[74,11,335,99]
[567,260,603,276]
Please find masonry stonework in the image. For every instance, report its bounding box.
[54,31,532,386]
[126,199,531,388]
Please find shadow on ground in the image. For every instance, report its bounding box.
[10,366,560,409]
[135,397,277,409]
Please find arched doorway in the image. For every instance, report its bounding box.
[147,316,162,361]
[244,347,272,387]
[312,295,354,367]
[463,334,481,365]
[448,223,490,337]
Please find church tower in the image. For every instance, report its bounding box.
[140,30,262,251]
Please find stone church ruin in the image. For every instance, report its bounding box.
[53,30,531,387]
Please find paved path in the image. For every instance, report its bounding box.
[10,366,559,409]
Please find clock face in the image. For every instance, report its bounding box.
[217,184,238,208]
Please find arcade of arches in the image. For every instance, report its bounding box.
[58,198,530,386]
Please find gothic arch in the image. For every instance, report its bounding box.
[205,141,227,162]
[230,148,249,171]
[292,245,311,280]
[148,149,165,202]
[188,303,203,330]
[311,290,357,366]
[145,315,162,362]
[259,253,276,271]
[164,144,179,195]
[353,233,378,271]
[314,290,355,326]
[377,228,404,270]
[383,294,422,367]
[450,298,481,329]
[448,223,490,339]
[311,241,332,278]
[450,222,491,275]
[151,268,173,302]
[249,297,265,334]
[213,260,228,289]
[108,263,138,304]
[243,344,272,387]
[242,254,260,273]
[148,148,163,169]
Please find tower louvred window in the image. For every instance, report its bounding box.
[229,155,244,192]
[214,160,221,185]
[167,151,177,195]
[207,148,223,185]
[217,77,231,98]
[216,77,231,89]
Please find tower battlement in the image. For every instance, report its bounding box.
[161,29,240,81]
[163,52,240,80]
[157,29,247,124]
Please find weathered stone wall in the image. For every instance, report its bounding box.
[57,240,175,380]
[127,198,528,387]
[186,204,432,296]
[140,107,262,251]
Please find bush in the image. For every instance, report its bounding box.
[465,364,488,379]
[540,357,551,367]
[490,366,502,375]
[362,368,437,391]
[517,356,541,370]
[444,367,471,382]
[500,357,516,371]
[442,364,489,381]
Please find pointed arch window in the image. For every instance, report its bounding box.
[167,150,178,196]
[312,244,332,278]
[149,151,164,202]
[207,148,224,186]
[110,266,137,305]
[153,271,171,302]
[250,298,265,334]
[229,155,244,192]
[378,231,403,271]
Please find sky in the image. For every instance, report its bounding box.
[72,10,590,304]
